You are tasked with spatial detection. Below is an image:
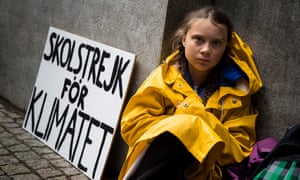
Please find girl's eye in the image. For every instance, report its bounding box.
[196,37,203,41]
[193,36,204,43]
[212,40,222,46]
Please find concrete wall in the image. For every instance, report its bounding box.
[0,0,168,110]
[1,0,300,178]
[0,0,169,178]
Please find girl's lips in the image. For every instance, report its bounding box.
[197,58,210,63]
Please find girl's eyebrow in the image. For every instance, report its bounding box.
[191,34,226,41]
[214,37,226,41]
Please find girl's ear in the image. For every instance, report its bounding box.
[181,35,186,47]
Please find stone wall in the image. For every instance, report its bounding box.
[0,0,169,178]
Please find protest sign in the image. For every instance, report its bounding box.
[23,27,135,179]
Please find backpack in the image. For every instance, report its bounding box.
[252,124,300,179]
[223,137,278,180]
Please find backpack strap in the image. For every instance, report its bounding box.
[251,124,300,178]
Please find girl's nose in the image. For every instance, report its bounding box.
[200,43,211,56]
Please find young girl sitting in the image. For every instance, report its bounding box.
[119,6,262,180]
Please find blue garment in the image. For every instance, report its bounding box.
[184,62,246,99]
[217,63,247,87]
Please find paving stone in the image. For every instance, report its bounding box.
[0,114,9,121]
[0,168,5,176]
[14,151,40,161]
[16,132,35,140]
[33,146,54,154]
[6,127,25,135]
[0,117,15,126]
[37,167,63,179]
[1,123,19,128]
[6,112,22,119]
[70,174,90,180]
[0,137,19,146]
[1,163,30,175]
[43,153,63,160]
[25,159,51,170]
[0,148,10,155]
[0,175,12,180]
[50,159,72,168]
[10,174,40,180]
[0,155,19,165]
[15,120,24,127]
[47,176,68,180]
[23,139,46,147]
[7,144,30,152]
[0,113,5,119]
[0,131,13,138]
[60,167,80,176]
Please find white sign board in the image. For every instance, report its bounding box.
[23,27,135,179]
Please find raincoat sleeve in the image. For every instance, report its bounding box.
[121,72,172,147]
[174,89,257,166]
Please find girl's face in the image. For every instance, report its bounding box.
[182,18,228,76]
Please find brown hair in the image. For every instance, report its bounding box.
[172,6,233,51]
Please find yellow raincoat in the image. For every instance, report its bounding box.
[119,32,263,179]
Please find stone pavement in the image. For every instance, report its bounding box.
[0,98,92,180]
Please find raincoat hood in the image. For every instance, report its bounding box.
[164,32,262,96]
[228,32,262,95]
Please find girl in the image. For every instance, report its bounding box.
[119,6,262,180]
